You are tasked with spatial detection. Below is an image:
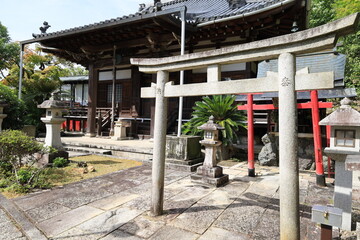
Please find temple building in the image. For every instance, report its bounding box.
[21,0,311,137]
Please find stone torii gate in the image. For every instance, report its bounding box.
[131,13,359,240]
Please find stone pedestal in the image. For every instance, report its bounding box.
[191,165,229,187]
[112,119,132,140]
[190,143,229,187]
[325,151,357,231]
[165,135,203,172]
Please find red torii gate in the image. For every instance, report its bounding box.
[238,90,333,186]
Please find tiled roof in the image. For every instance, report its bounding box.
[257,52,346,81]
[155,0,285,23]
[32,0,287,39]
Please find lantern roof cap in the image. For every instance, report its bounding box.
[319,98,360,126]
[198,115,225,131]
[38,95,68,109]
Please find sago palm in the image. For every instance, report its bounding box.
[182,95,246,146]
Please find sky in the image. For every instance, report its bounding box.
[0,0,152,42]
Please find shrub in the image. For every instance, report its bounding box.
[0,130,49,192]
[52,157,68,168]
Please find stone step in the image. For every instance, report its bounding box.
[64,146,112,155]
[166,162,203,172]
[166,158,204,166]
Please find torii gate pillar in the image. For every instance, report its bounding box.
[150,70,169,216]
[278,53,300,239]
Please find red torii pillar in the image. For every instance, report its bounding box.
[238,91,332,185]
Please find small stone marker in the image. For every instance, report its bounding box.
[191,116,229,187]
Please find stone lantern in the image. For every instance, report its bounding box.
[38,96,68,163]
[318,97,360,231]
[0,99,8,132]
[191,116,229,187]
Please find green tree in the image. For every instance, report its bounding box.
[3,45,87,129]
[182,95,246,159]
[0,83,25,129]
[309,0,360,94]
[0,22,20,79]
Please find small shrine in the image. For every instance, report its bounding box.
[191,116,229,187]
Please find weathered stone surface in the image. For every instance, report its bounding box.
[258,134,278,166]
[198,227,251,240]
[53,188,113,209]
[298,157,314,170]
[0,221,24,240]
[251,208,280,239]
[166,135,202,160]
[88,193,139,211]
[52,227,103,240]
[76,207,143,236]
[38,205,104,237]
[170,203,224,234]
[148,226,199,240]
[214,198,267,234]
[119,214,165,238]
[101,230,143,240]
[26,202,71,223]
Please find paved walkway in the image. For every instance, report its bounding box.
[4,161,348,240]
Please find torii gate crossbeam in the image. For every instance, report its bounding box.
[131,13,359,240]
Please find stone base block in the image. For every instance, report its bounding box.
[165,157,204,172]
[190,173,229,187]
[36,151,69,166]
[111,136,134,141]
[196,166,223,178]
[166,162,203,172]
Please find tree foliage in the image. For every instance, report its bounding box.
[3,45,88,128]
[309,0,360,94]
[0,22,20,80]
[0,83,25,129]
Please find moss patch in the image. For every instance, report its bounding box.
[1,155,142,198]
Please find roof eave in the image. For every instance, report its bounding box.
[20,6,188,45]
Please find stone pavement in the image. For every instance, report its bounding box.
[2,161,356,239]
[0,207,26,240]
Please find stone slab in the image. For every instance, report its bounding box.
[198,226,251,240]
[213,198,267,235]
[38,205,104,237]
[101,230,143,240]
[26,202,71,223]
[75,207,143,236]
[148,225,199,240]
[0,194,47,240]
[53,188,113,209]
[169,203,224,234]
[88,193,139,210]
[119,214,165,238]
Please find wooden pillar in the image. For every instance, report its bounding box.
[86,64,98,137]
[131,66,141,116]
[151,70,169,216]
[310,90,326,186]
[278,53,300,240]
[247,94,255,177]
